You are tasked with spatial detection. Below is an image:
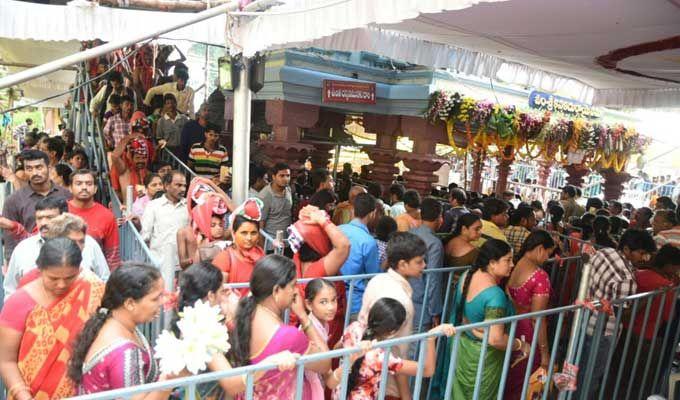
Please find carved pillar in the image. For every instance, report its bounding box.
[399,116,448,195]
[564,163,590,187]
[495,146,514,196]
[537,159,553,187]
[261,100,317,171]
[470,148,484,193]
[363,114,400,188]
[600,168,632,201]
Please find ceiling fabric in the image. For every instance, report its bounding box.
[0,0,227,46]
[233,0,680,108]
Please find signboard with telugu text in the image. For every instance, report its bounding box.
[322,80,376,104]
[529,91,600,119]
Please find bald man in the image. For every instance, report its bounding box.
[332,185,367,225]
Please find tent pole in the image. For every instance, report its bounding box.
[0,1,239,90]
[231,57,251,206]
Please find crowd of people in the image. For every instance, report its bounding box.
[1,65,679,398]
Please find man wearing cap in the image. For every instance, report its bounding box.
[560,185,585,221]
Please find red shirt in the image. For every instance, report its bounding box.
[68,200,121,270]
[631,269,677,340]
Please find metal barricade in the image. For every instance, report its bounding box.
[65,286,680,400]
[159,148,197,179]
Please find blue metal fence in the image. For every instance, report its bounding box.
[64,285,680,400]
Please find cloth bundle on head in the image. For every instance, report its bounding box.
[130,111,150,134]
[187,177,229,241]
[287,210,331,256]
[128,138,149,157]
[228,198,264,230]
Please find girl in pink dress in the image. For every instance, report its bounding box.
[504,230,555,400]
[303,279,338,399]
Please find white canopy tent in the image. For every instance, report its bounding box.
[232,0,680,108]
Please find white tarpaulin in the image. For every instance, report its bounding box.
[232,0,680,108]
[0,0,227,46]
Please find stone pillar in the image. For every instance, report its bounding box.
[303,110,346,171]
[537,159,553,187]
[399,116,448,195]
[564,163,590,187]
[495,146,514,196]
[363,114,400,188]
[600,168,632,201]
[470,148,484,193]
[261,100,318,171]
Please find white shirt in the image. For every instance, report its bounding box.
[3,234,110,300]
[141,195,189,279]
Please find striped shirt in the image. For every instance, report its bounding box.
[586,248,637,336]
[654,226,680,248]
[188,142,229,177]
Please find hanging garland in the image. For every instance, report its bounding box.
[425,90,650,173]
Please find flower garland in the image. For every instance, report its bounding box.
[425,90,649,172]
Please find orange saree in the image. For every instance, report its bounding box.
[14,273,104,400]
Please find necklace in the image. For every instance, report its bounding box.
[257,305,283,322]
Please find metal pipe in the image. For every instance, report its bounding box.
[0,1,239,90]
[231,57,251,206]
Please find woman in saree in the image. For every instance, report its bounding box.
[436,239,530,400]
[0,237,104,400]
[231,255,332,400]
[212,198,265,297]
[288,205,350,347]
[504,230,555,400]
[173,262,301,399]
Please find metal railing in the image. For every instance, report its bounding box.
[65,285,680,400]
[159,147,197,180]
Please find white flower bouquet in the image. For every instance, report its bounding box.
[154,299,231,375]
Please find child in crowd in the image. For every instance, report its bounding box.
[327,298,454,400]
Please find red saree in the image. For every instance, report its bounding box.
[13,273,104,399]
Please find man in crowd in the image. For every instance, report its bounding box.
[409,197,444,330]
[102,94,133,149]
[144,68,195,117]
[332,185,367,226]
[389,183,407,217]
[2,150,71,261]
[339,193,380,319]
[395,189,422,232]
[630,206,654,231]
[359,231,426,400]
[258,163,292,243]
[440,187,469,233]
[141,170,189,291]
[503,206,536,255]
[249,163,268,198]
[367,182,390,217]
[472,197,509,247]
[90,70,134,119]
[67,169,121,270]
[111,133,151,201]
[187,123,229,178]
[3,198,109,299]
[560,185,584,221]
[156,93,189,156]
[310,168,334,194]
[576,229,656,398]
[608,200,624,218]
[179,103,209,162]
[655,196,676,211]
[652,209,680,248]
[38,137,65,168]
[13,118,32,145]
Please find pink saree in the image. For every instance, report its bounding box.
[236,325,311,400]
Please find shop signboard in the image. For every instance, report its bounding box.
[529,90,600,119]
[323,80,376,104]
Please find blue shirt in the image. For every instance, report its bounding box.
[339,219,380,314]
[409,225,444,328]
